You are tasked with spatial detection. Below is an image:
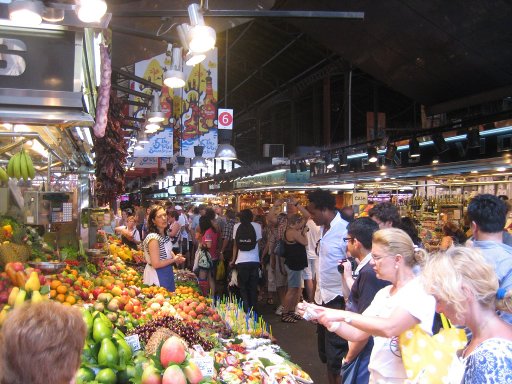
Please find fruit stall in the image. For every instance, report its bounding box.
[0,221,313,384]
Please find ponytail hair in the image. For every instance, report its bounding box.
[372,228,427,268]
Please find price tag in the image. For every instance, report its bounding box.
[124,334,141,352]
[191,356,215,377]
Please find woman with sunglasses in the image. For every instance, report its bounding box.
[142,205,185,292]
[312,228,435,383]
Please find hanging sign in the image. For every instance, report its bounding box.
[353,192,369,205]
[134,129,173,157]
[218,109,233,130]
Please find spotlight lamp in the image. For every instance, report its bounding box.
[75,0,107,23]
[190,145,207,169]
[215,143,237,160]
[147,92,165,123]
[163,47,186,88]
[187,3,216,54]
[467,128,481,149]
[409,136,420,158]
[367,146,378,163]
[174,156,189,176]
[339,152,348,167]
[432,133,449,154]
[177,24,207,66]
[9,0,44,25]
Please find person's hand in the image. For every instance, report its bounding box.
[341,259,353,278]
[317,308,347,326]
[229,260,235,268]
[270,256,276,270]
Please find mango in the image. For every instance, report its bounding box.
[31,290,43,303]
[8,287,19,306]
[162,365,186,384]
[75,367,95,384]
[95,368,117,384]
[98,338,119,368]
[25,271,40,292]
[160,336,186,368]
[14,289,26,308]
[93,318,112,343]
[81,307,94,336]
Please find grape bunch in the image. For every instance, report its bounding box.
[127,315,214,351]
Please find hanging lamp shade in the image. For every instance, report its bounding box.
[215,143,237,160]
[75,0,107,23]
[9,0,44,25]
[187,3,216,53]
[174,156,188,176]
[163,47,186,88]
[147,92,165,123]
[191,145,207,168]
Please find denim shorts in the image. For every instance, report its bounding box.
[285,265,303,288]
[303,258,318,280]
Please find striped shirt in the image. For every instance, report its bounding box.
[143,233,172,262]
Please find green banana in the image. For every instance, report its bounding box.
[20,150,28,181]
[0,167,8,182]
[13,153,21,180]
[25,151,35,179]
[7,155,14,178]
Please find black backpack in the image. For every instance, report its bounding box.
[235,222,257,251]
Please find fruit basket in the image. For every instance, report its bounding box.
[28,261,67,275]
[86,249,109,266]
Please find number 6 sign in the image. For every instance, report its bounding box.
[218,108,233,130]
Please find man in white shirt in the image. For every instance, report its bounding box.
[306,189,349,384]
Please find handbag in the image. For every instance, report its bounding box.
[399,314,467,384]
[197,247,213,269]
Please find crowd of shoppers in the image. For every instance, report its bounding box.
[111,191,512,383]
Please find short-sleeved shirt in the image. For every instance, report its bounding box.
[305,219,321,260]
[202,228,220,260]
[364,277,436,382]
[233,222,262,264]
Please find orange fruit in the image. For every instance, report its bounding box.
[56,285,68,294]
[65,295,76,305]
[62,302,71,306]
[50,280,62,289]
[56,293,66,303]
[49,289,57,298]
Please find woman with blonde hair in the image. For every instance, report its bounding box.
[422,246,512,382]
[311,228,435,383]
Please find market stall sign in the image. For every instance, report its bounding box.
[353,191,369,205]
[0,26,82,107]
[134,129,173,158]
[167,186,192,195]
[234,171,286,189]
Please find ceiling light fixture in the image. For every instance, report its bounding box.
[191,145,207,169]
[187,3,216,54]
[174,156,189,175]
[42,7,64,22]
[163,46,185,88]
[177,24,207,66]
[409,137,421,158]
[9,0,43,26]
[145,123,160,133]
[215,143,237,160]
[367,146,378,163]
[147,91,165,123]
[432,156,439,164]
[75,0,107,23]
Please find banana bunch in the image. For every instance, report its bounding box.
[0,167,8,183]
[7,149,35,181]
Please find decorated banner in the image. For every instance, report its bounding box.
[134,128,173,157]
[133,49,218,159]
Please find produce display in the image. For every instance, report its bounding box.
[0,228,313,384]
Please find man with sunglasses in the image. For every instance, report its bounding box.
[339,218,390,384]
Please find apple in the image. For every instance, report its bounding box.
[160,337,186,367]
